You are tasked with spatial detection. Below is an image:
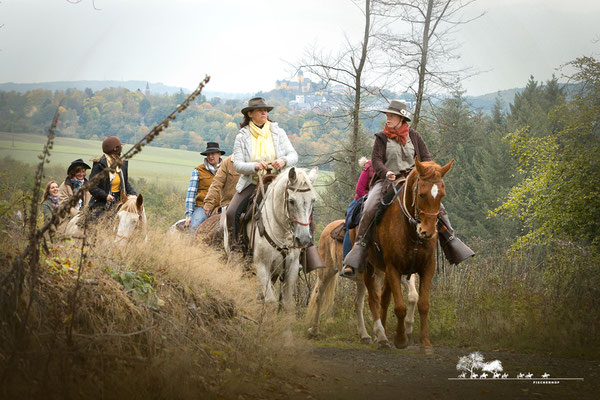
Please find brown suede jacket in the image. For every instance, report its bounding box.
[370,128,431,186]
[203,155,240,211]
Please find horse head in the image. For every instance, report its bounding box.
[115,194,147,243]
[411,157,453,240]
[276,167,318,248]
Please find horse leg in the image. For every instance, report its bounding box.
[281,254,301,312]
[385,266,409,349]
[402,274,419,345]
[307,267,336,338]
[417,269,434,354]
[354,274,371,344]
[364,268,390,348]
[380,276,391,331]
[255,256,277,304]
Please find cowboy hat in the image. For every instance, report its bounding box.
[67,158,91,175]
[241,97,274,115]
[378,100,411,121]
[200,142,225,156]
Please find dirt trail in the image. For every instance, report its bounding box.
[273,344,599,400]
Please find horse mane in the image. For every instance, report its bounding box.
[119,196,139,213]
[272,167,314,192]
[373,161,442,225]
[417,161,442,181]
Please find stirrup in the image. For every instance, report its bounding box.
[339,266,356,278]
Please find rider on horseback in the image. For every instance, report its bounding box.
[226,97,324,272]
[341,100,474,278]
[88,136,137,219]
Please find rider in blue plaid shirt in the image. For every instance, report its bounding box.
[184,142,224,231]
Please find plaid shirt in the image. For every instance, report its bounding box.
[185,169,199,217]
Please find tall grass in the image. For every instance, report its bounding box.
[0,221,307,398]
[427,239,600,358]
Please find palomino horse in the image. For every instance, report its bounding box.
[225,167,317,311]
[114,195,147,243]
[65,195,147,243]
[306,219,418,344]
[365,157,453,354]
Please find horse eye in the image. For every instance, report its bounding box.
[289,199,295,205]
[419,193,425,198]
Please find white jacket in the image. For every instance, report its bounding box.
[233,121,298,192]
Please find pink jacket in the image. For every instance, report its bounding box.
[355,160,374,200]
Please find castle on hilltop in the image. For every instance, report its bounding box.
[275,70,317,93]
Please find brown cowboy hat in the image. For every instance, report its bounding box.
[378,100,411,121]
[241,97,274,115]
[200,142,225,156]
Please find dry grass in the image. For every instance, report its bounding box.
[0,223,310,399]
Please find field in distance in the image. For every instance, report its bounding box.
[0,132,332,192]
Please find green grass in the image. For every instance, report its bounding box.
[0,132,202,191]
[0,132,334,192]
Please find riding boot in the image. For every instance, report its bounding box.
[341,198,378,277]
[302,244,325,273]
[437,206,474,265]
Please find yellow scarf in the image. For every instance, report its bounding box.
[249,121,276,163]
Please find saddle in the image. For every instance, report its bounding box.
[330,221,346,243]
[195,212,223,246]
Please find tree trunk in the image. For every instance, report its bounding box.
[351,0,371,180]
[412,0,433,130]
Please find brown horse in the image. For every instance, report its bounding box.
[364,157,453,354]
[306,220,419,344]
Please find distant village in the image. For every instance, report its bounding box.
[275,70,415,113]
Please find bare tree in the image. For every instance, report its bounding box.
[295,0,393,216]
[375,0,482,129]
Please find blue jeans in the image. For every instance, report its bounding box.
[342,228,352,260]
[190,206,207,231]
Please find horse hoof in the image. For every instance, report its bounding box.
[421,346,434,355]
[360,336,372,345]
[378,340,392,349]
[394,334,409,349]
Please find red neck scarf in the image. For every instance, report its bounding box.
[383,122,410,145]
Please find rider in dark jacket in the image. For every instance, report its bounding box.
[88,136,136,217]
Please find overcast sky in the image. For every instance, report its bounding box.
[1,0,598,96]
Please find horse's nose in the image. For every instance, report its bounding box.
[416,224,434,240]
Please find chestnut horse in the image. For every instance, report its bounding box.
[365,157,453,354]
[306,219,418,344]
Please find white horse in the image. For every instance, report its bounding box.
[225,167,318,311]
[306,219,419,344]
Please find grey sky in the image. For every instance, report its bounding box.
[0,0,598,95]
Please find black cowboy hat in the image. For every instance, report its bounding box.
[67,158,91,175]
[200,142,225,156]
[241,97,274,115]
[378,100,411,121]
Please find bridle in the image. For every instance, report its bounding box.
[399,172,442,228]
[393,171,443,277]
[257,175,314,263]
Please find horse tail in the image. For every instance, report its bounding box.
[306,221,342,321]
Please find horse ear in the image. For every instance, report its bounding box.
[288,167,297,183]
[136,193,144,209]
[440,159,454,177]
[414,156,425,176]
[308,167,318,183]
